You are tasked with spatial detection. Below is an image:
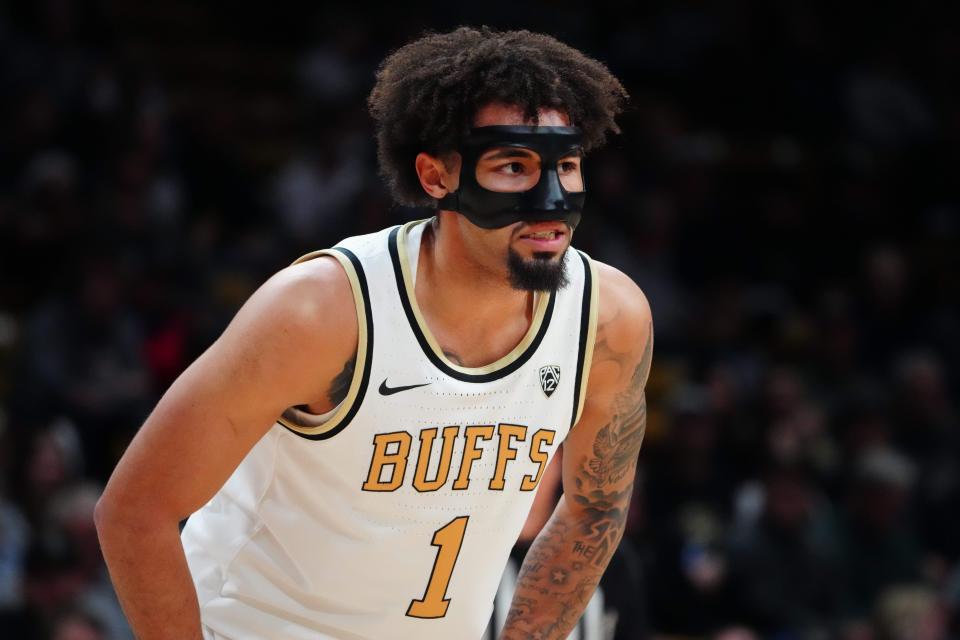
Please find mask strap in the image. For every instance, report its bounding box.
[436,191,459,211]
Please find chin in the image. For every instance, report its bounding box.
[506,246,571,292]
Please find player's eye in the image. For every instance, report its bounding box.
[560,161,579,173]
[500,162,525,174]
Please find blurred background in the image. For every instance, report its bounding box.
[0,1,958,638]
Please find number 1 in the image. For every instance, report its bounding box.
[406,516,469,618]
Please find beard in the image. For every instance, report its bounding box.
[507,248,570,292]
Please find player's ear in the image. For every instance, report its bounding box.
[415,151,460,199]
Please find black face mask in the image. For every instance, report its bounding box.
[436,125,586,230]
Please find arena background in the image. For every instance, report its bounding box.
[1,1,958,638]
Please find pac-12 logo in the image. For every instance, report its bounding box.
[538,365,560,397]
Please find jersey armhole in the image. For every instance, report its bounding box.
[276,247,373,441]
[570,250,600,428]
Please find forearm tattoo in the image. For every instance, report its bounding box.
[500,317,653,640]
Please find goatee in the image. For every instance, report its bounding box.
[507,248,570,292]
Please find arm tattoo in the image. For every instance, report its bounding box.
[327,356,355,406]
[582,334,651,488]
[501,319,653,640]
[443,350,465,365]
[504,518,601,639]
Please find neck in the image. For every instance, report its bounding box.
[418,217,532,323]
[412,217,537,368]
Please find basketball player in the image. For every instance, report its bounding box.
[95,26,653,640]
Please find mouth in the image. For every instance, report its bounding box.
[523,230,562,240]
[517,223,568,250]
[517,221,568,239]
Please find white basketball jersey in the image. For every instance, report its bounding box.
[181,219,599,640]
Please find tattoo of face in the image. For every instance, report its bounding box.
[327,356,356,406]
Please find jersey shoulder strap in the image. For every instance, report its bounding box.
[275,225,397,439]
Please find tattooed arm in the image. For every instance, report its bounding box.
[500,262,653,640]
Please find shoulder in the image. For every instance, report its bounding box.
[255,224,399,361]
[252,255,356,334]
[219,254,359,395]
[591,260,653,359]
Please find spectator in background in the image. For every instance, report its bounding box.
[727,461,841,637]
[645,384,736,635]
[944,565,960,639]
[645,383,734,523]
[13,418,86,525]
[7,418,131,638]
[890,351,960,579]
[18,261,149,482]
[0,467,31,636]
[835,381,894,464]
[268,119,368,244]
[45,484,130,640]
[713,628,760,640]
[872,585,947,640]
[49,608,107,640]
[836,446,923,624]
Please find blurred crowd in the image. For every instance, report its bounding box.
[0,1,957,639]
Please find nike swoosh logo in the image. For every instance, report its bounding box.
[378,379,432,396]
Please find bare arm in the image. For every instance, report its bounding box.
[499,262,653,639]
[94,257,357,640]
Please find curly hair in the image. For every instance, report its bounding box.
[367,26,629,207]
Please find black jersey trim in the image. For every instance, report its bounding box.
[279,246,373,441]
[570,250,596,428]
[387,225,556,383]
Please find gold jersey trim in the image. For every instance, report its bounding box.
[394,219,553,377]
[276,247,371,439]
